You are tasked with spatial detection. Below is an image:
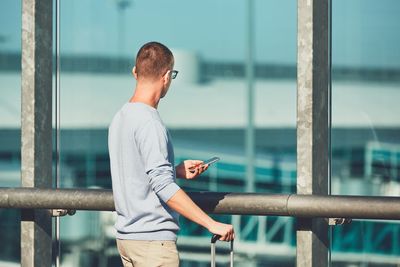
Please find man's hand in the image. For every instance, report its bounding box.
[208,221,235,242]
[175,160,208,179]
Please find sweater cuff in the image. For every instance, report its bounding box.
[157,182,181,203]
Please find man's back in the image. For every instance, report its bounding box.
[108,102,180,241]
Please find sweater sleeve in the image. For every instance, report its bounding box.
[136,120,180,203]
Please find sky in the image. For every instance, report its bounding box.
[0,0,400,67]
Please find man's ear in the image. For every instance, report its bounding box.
[132,66,138,80]
[162,70,170,85]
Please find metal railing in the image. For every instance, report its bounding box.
[1,187,400,220]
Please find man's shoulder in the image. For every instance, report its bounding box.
[111,103,164,130]
[126,103,160,119]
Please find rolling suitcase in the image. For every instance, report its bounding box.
[211,234,234,267]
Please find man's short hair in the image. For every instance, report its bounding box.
[135,42,174,80]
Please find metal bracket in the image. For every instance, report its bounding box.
[51,209,76,217]
[327,218,352,226]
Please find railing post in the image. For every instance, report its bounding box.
[21,0,53,266]
[297,0,330,266]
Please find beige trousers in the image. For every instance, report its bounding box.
[116,239,179,267]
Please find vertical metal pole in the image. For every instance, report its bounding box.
[246,0,255,192]
[55,0,61,266]
[297,0,330,266]
[21,0,53,266]
[327,0,332,265]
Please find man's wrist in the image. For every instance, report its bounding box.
[204,217,216,231]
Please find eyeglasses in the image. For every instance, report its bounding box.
[170,70,178,79]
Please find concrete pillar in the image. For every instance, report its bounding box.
[296,0,330,266]
[21,0,53,266]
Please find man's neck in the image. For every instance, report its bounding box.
[130,83,162,109]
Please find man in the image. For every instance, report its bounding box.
[108,41,234,267]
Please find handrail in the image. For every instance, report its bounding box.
[1,187,400,220]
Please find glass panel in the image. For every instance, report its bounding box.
[0,0,21,265]
[331,0,400,266]
[58,0,296,266]
[58,1,120,266]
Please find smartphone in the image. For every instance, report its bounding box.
[202,156,220,166]
[189,157,220,173]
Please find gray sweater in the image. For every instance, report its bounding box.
[108,102,181,241]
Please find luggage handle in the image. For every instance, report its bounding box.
[211,234,221,243]
[211,234,234,267]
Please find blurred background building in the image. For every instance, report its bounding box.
[1,0,400,266]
